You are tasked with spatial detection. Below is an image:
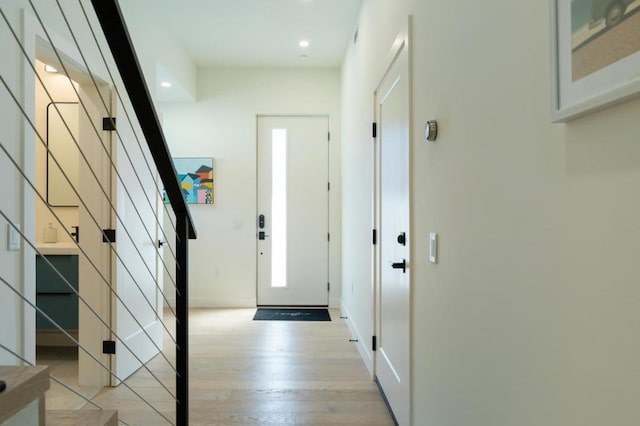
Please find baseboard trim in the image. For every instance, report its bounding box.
[164,297,341,309]
[340,301,373,376]
[165,297,257,308]
[375,378,400,426]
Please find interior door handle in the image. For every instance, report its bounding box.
[258,231,270,240]
[391,259,406,273]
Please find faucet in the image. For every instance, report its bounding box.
[71,226,79,243]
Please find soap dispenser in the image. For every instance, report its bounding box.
[43,222,58,243]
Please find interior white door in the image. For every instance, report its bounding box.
[77,83,162,386]
[374,34,411,425]
[257,116,329,306]
[111,97,164,384]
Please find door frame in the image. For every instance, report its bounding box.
[255,114,332,307]
[22,11,115,386]
[372,18,413,425]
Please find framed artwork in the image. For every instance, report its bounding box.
[165,157,214,205]
[551,0,640,122]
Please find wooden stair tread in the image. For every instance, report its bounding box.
[0,365,50,423]
[46,409,118,426]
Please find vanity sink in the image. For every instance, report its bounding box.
[36,242,79,255]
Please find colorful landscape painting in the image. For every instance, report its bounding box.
[165,157,214,205]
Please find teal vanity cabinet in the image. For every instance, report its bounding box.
[35,255,79,333]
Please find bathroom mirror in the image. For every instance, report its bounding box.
[46,102,79,207]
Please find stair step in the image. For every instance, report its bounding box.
[0,365,50,424]
[46,409,118,426]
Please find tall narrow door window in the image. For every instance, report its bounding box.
[271,129,287,288]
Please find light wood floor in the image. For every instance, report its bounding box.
[36,346,102,410]
[54,308,394,425]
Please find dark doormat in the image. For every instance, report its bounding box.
[253,308,331,321]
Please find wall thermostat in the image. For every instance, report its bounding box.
[425,120,438,141]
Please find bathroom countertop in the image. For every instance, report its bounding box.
[36,242,79,255]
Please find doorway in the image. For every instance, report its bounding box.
[24,17,166,401]
[373,26,412,426]
[256,116,330,306]
[33,46,117,387]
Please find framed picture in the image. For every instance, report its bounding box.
[551,0,640,122]
[165,157,214,205]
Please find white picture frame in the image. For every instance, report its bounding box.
[551,0,640,122]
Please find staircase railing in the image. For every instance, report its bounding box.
[90,2,196,424]
[0,0,196,424]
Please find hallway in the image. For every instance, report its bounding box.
[86,309,394,425]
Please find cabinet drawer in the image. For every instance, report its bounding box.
[36,255,78,293]
[36,294,78,330]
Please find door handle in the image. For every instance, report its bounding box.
[258,231,270,240]
[391,259,406,273]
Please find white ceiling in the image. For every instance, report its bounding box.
[136,0,362,68]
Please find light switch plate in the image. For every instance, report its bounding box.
[429,232,437,263]
[7,223,21,251]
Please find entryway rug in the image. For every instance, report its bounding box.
[253,308,331,321]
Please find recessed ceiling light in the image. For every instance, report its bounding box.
[44,65,58,73]
[160,81,172,88]
[299,40,310,48]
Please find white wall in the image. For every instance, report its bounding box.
[159,67,342,307]
[119,2,197,102]
[0,1,27,366]
[341,0,640,425]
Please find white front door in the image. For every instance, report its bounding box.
[257,116,329,306]
[374,30,411,425]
